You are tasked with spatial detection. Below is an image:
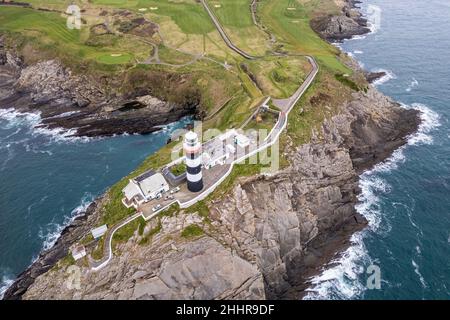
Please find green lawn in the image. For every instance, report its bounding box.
[92,0,215,35]
[207,0,269,56]
[0,6,147,69]
[258,0,350,73]
[97,53,133,64]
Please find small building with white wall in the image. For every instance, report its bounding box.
[70,245,86,261]
[91,225,108,240]
[122,170,170,209]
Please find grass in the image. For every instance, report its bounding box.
[181,224,204,238]
[169,162,187,176]
[97,53,133,64]
[207,0,269,56]
[139,219,162,245]
[3,0,366,257]
[244,55,310,98]
[334,73,360,91]
[258,0,350,73]
[0,6,147,71]
[244,109,278,132]
[93,0,215,35]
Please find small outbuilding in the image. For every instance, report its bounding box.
[70,245,86,261]
[91,225,108,240]
[122,170,170,209]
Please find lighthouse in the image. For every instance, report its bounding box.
[184,131,203,192]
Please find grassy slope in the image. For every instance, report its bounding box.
[1,0,366,246]
[207,0,269,56]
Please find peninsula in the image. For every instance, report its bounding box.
[1,0,420,300]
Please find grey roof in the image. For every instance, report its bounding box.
[123,181,142,200]
[139,172,168,198]
[134,169,156,183]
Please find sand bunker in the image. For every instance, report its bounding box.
[149,7,159,10]
[287,7,297,10]
[111,54,123,57]
[138,8,147,12]
[214,4,221,8]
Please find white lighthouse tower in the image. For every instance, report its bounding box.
[184,131,203,192]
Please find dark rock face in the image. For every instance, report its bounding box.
[364,71,387,84]
[310,0,370,42]
[7,87,420,300]
[0,41,198,137]
[3,199,103,300]
[206,89,419,300]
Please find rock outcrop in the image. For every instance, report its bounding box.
[10,87,419,300]
[310,0,370,42]
[0,40,197,137]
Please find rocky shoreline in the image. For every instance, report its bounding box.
[4,85,419,300]
[0,38,198,137]
[310,0,370,42]
[2,1,421,300]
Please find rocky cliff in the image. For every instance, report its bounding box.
[12,87,419,300]
[310,0,370,42]
[0,37,197,137]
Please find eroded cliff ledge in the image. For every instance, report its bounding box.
[15,87,419,300]
[0,37,199,137]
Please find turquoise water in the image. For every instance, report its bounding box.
[0,108,190,295]
[305,0,450,299]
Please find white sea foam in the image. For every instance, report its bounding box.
[404,103,441,146]
[366,5,382,34]
[38,193,94,251]
[354,50,364,55]
[0,108,93,143]
[372,69,397,86]
[0,275,14,299]
[304,104,440,300]
[406,78,419,92]
[412,260,428,288]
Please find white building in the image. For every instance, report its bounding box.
[235,133,250,148]
[71,245,86,261]
[91,225,108,239]
[184,131,203,192]
[122,170,170,208]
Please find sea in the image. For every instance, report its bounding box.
[1,0,449,300]
[304,0,450,299]
[0,107,191,297]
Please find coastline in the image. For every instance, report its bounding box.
[2,0,422,300]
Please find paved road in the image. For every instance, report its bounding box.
[272,56,319,113]
[89,3,319,272]
[200,0,258,60]
[89,212,141,271]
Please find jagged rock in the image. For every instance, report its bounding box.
[310,0,370,42]
[0,41,197,137]
[5,84,419,300]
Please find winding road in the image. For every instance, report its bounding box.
[90,1,319,271]
[200,0,258,60]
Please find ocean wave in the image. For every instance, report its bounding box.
[304,232,372,300]
[372,69,397,86]
[303,103,440,300]
[366,5,382,34]
[38,193,94,252]
[353,50,364,55]
[412,260,428,288]
[0,108,93,144]
[406,78,419,92]
[0,274,14,300]
[404,103,441,145]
